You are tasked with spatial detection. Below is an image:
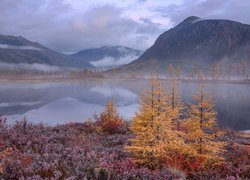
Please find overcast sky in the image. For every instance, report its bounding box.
[1,0,250,53]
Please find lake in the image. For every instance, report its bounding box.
[0,79,249,130]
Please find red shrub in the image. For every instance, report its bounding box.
[95,100,123,134]
[164,154,205,174]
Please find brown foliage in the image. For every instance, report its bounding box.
[0,148,13,174]
[95,100,123,134]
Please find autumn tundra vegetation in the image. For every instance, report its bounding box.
[0,75,249,179]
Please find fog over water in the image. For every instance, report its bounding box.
[0,79,249,130]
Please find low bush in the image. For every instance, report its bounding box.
[95,100,124,134]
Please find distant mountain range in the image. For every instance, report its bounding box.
[117,16,250,74]
[1,16,250,74]
[0,34,94,70]
[0,34,142,71]
[72,46,142,69]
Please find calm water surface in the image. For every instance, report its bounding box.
[0,79,249,130]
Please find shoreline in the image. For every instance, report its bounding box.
[0,75,249,84]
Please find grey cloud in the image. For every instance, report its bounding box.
[154,0,250,27]
[137,0,147,3]
[63,5,163,52]
[0,1,163,53]
[0,0,249,53]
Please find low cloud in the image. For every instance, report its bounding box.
[0,44,42,51]
[0,101,41,108]
[90,55,139,68]
[0,63,61,71]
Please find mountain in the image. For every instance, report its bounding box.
[72,46,142,69]
[117,16,250,74]
[0,34,94,69]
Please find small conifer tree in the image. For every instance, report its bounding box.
[167,75,184,131]
[184,73,224,163]
[126,74,193,169]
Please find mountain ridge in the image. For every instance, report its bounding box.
[0,34,94,69]
[72,46,142,69]
[116,16,250,74]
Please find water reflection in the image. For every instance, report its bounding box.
[0,80,249,130]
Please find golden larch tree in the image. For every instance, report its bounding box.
[184,73,224,162]
[125,75,164,168]
[125,75,193,169]
[167,74,184,132]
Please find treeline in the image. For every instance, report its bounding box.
[69,69,104,78]
[166,60,249,80]
[0,69,64,77]
[0,69,104,78]
[183,60,249,80]
[108,60,250,80]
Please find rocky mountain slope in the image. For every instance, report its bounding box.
[118,16,250,73]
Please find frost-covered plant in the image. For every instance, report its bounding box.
[0,116,249,179]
